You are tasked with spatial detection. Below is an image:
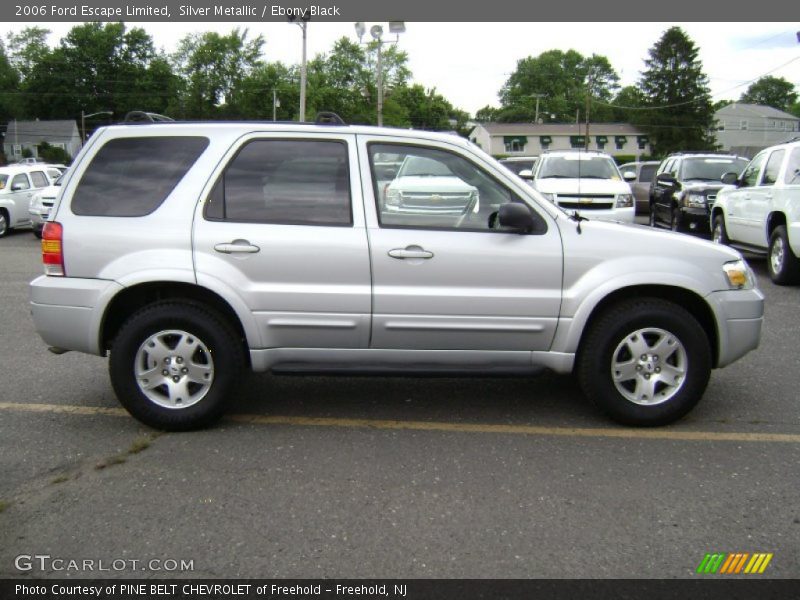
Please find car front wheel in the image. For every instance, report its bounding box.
[712,214,729,245]
[109,301,245,431]
[577,298,711,426]
[767,225,800,285]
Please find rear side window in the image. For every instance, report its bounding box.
[30,171,49,188]
[639,164,657,183]
[785,148,800,185]
[71,136,209,217]
[204,139,351,226]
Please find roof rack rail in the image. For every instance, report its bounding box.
[315,111,346,125]
[123,111,175,124]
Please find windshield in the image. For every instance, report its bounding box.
[681,157,749,181]
[538,155,620,179]
[397,155,454,177]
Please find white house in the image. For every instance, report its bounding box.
[3,120,82,161]
[714,103,799,156]
[469,122,652,158]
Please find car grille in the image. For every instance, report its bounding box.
[399,192,473,214]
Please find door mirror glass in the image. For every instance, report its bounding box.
[518,169,533,180]
[622,170,636,181]
[498,203,534,233]
[720,172,739,186]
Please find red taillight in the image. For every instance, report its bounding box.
[42,221,65,276]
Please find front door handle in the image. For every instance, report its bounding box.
[388,246,434,260]
[214,239,260,254]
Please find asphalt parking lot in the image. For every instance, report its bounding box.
[0,226,798,579]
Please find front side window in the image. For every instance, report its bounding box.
[760,150,785,186]
[369,143,536,232]
[72,136,209,217]
[11,174,30,190]
[205,139,351,226]
[739,153,766,188]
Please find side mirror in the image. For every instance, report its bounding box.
[622,170,637,181]
[498,203,535,233]
[518,169,534,180]
[720,172,739,186]
[656,173,676,184]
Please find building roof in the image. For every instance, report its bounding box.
[5,120,79,144]
[715,103,799,121]
[472,122,646,136]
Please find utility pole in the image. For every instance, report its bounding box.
[585,90,591,150]
[530,93,546,123]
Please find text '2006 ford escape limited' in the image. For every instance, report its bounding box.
[29,116,764,430]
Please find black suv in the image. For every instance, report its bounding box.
[649,153,749,232]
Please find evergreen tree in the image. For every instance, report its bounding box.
[637,27,715,155]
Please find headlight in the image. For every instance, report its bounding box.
[539,192,555,203]
[683,193,707,208]
[615,193,634,208]
[723,259,754,289]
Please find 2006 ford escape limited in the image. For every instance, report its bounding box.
[29,118,764,430]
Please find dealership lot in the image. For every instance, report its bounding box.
[0,229,798,579]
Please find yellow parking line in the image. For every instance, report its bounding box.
[2,401,800,443]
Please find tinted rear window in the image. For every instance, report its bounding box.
[639,164,657,183]
[71,136,209,217]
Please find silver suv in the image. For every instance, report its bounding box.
[30,120,764,430]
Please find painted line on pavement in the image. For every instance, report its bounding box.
[1,401,799,443]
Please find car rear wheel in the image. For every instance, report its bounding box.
[577,298,711,426]
[109,301,244,431]
[712,214,729,245]
[767,225,800,285]
[0,210,9,237]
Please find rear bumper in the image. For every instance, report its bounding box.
[29,275,123,356]
[706,288,765,368]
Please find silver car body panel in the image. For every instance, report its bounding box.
[31,122,764,377]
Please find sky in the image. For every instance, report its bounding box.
[14,21,800,116]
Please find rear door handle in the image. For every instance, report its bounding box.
[214,240,260,254]
[388,246,434,260]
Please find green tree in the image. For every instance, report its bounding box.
[637,27,715,155]
[498,49,619,123]
[172,28,264,119]
[474,105,498,122]
[740,76,798,111]
[36,141,71,165]
[6,26,50,81]
[0,40,20,121]
[21,23,178,121]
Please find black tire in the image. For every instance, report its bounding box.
[109,301,244,431]
[711,214,729,246]
[32,227,43,240]
[577,298,711,426]
[670,206,684,232]
[767,225,800,285]
[0,210,9,238]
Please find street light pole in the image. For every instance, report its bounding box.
[355,22,405,127]
[81,110,113,143]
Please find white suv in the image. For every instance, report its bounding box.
[711,139,800,284]
[29,117,763,430]
[0,164,53,236]
[530,150,635,222]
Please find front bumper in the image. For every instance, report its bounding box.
[29,275,124,356]
[706,288,765,368]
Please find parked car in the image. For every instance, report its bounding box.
[30,118,763,431]
[381,154,481,226]
[618,161,659,215]
[649,153,749,232]
[528,150,635,222]
[29,170,68,238]
[499,156,538,182]
[710,139,800,284]
[0,164,54,237]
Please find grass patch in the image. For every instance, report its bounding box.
[0,500,9,513]
[95,455,127,470]
[128,436,153,455]
[51,475,70,485]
